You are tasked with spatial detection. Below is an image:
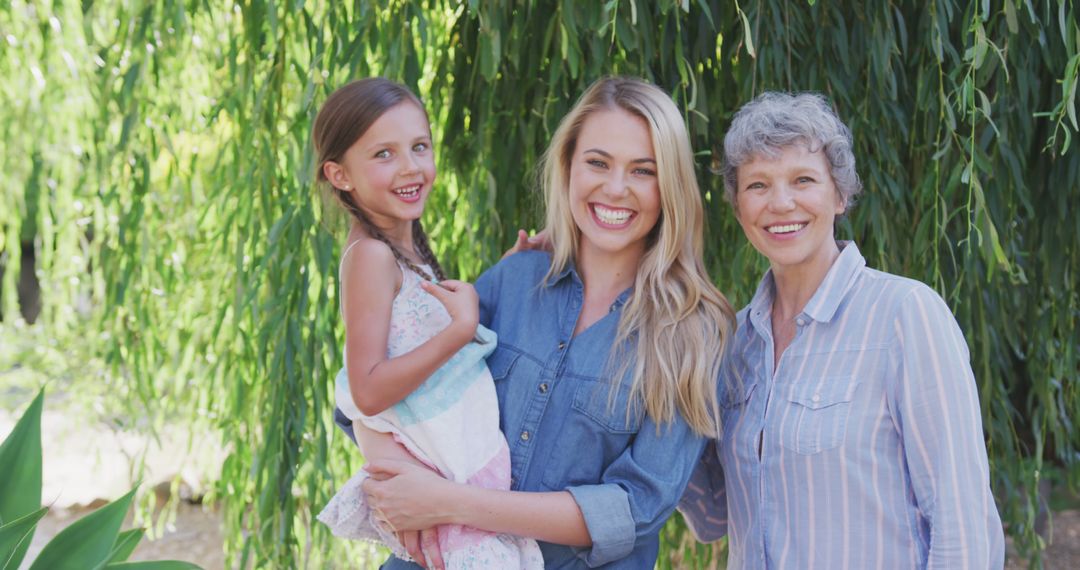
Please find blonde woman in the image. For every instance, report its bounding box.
[350,76,735,568]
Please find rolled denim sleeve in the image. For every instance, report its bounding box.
[566,484,636,563]
[677,439,728,542]
[565,420,707,566]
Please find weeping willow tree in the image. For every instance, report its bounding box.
[1,0,1078,567]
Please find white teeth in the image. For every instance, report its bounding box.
[593,205,633,225]
[393,184,420,197]
[767,223,806,234]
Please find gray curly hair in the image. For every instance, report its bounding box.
[721,91,862,212]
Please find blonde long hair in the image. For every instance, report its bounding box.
[539,77,735,436]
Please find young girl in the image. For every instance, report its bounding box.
[312,78,543,570]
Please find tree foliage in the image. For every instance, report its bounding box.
[1,0,1077,567]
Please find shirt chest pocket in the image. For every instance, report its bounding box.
[779,377,860,455]
[485,345,522,417]
[540,377,644,489]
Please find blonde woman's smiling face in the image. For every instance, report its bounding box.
[735,144,845,276]
[568,108,661,261]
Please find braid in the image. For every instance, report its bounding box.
[412,220,446,281]
[334,189,434,281]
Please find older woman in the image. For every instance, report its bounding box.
[678,92,1005,568]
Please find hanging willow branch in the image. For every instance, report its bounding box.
[1,0,1077,567]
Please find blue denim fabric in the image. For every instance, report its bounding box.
[337,251,706,568]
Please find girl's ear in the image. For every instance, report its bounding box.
[323,160,351,190]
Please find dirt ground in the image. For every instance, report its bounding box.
[1004,509,1080,570]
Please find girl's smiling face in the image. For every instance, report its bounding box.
[331,102,436,231]
[734,144,845,276]
[568,108,661,261]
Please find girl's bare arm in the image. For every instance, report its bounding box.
[341,239,477,416]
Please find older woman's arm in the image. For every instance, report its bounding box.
[889,286,1005,568]
[677,440,728,542]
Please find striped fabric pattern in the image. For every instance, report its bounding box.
[679,242,1004,569]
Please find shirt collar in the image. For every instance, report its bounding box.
[747,240,866,326]
[548,258,578,286]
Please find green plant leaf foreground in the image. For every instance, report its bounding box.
[0,507,47,570]
[0,390,43,569]
[27,488,136,570]
[106,529,147,565]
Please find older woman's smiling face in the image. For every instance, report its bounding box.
[735,144,845,277]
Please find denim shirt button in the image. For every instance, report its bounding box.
[520,430,530,441]
[558,341,566,350]
[539,382,549,393]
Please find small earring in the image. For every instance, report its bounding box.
[343,185,350,190]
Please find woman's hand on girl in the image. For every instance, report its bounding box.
[362,460,457,531]
[502,229,552,259]
[419,280,479,345]
[397,529,444,570]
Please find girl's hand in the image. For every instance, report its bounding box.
[362,460,458,531]
[502,229,552,259]
[419,280,479,343]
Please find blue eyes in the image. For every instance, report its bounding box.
[585,159,655,177]
[373,142,431,159]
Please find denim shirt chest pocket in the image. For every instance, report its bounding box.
[485,345,524,428]
[779,376,860,455]
[541,373,644,489]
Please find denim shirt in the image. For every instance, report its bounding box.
[342,250,707,569]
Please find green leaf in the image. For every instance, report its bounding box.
[735,0,756,58]
[1004,0,1018,34]
[0,507,48,570]
[106,529,146,564]
[28,488,136,570]
[0,390,43,568]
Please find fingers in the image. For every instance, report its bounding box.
[514,229,530,251]
[431,279,468,291]
[421,528,444,570]
[501,229,530,260]
[418,280,449,300]
[532,228,552,249]
[366,469,393,482]
[419,280,470,297]
[400,530,426,569]
[362,459,402,479]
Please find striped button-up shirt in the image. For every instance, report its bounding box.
[679,242,1004,569]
